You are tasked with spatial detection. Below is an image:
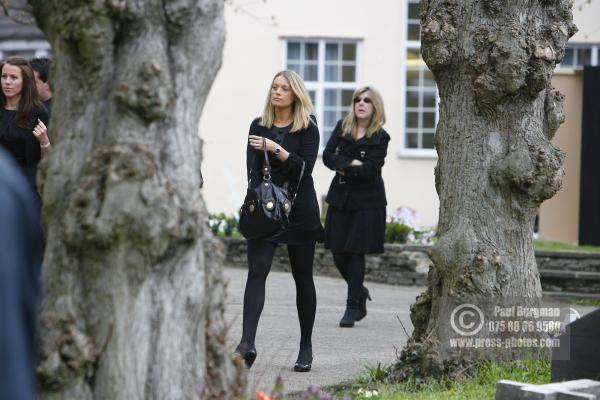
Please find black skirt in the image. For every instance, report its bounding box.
[324,206,386,254]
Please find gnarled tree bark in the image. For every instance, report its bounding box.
[398,0,576,377]
[30,1,242,398]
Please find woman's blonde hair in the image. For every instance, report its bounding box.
[260,70,315,132]
[342,86,386,139]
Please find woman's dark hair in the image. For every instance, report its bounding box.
[0,56,42,129]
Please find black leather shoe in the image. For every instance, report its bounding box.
[235,343,257,369]
[294,347,313,372]
[356,287,372,322]
[339,300,359,327]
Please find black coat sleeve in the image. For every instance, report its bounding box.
[342,131,390,181]
[322,120,353,171]
[246,118,263,184]
[279,118,320,180]
[24,108,49,190]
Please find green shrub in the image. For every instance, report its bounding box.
[208,213,239,237]
[385,222,411,244]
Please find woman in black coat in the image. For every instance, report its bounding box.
[235,70,324,372]
[323,86,389,327]
[0,56,51,195]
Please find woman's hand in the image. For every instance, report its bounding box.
[249,134,276,152]
[32,119,49,145]
[32,119,52,155]
[350,159,363,166]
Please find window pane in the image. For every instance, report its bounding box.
[407,48,420,60]
[325,64,339,81]
[324,110,337,127]
[287,42,300,60]
[423,112,436,128]
[305,43,318,60]
[406,69,420,87]
[580,48,592,66]
[407,112,419,128]
[342,65,356,82]
[308,90,316,105]
[408,2,419,19]
[422,133,435,149]
[324,89,338,106]
[304,64,318,81]
[562,48,574,66]
[408,23,420,41]
[406,132,419,148]
[423,69,436,87]
[406,90,419,107]
[287,63,301,75]
[342,89,354,107]
[342,43,356,61]
[423,90,436,108]
[326,43,338,61]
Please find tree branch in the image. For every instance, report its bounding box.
[0,0,35,25]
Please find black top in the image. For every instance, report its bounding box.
[323,120,390,211]
[246,117,324,235]
[43,98,52,119]
[0,106,49,191]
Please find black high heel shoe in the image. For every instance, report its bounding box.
[356,287,372,322]
[294,347,313,372]
[234,343,257,369]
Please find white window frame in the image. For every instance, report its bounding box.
[399,0,438,158]
[0,40,50,59]
[556,43,600,70]
[281,37,362,150]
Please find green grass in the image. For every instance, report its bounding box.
[572,298,600,307]
[332,359,550,400]
[534,240,600,253]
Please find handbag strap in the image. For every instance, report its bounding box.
[290,160,305,204]
[261,137,272,181]
[250,137,305,202]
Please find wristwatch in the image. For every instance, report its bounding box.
[274,146,281,155]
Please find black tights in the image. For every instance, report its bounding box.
[332,252,365,301]
[240,240,316,351]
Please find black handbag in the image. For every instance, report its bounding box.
[239,137,305,240]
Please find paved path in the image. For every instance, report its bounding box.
[223,267,598,396]
[223,267,425,395]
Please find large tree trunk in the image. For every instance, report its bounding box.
[30,1,242,398]
[399,0,576,376]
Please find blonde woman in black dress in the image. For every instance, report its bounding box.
[235,70,324,372]
[323,86,389,327]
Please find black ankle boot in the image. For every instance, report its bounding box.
[294,346,313,372]
[234,343,257,369]
[356,287,372,322]
[339,300,359,327]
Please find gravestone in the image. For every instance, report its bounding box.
[552,308,600,381]
[496,379,600,399]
